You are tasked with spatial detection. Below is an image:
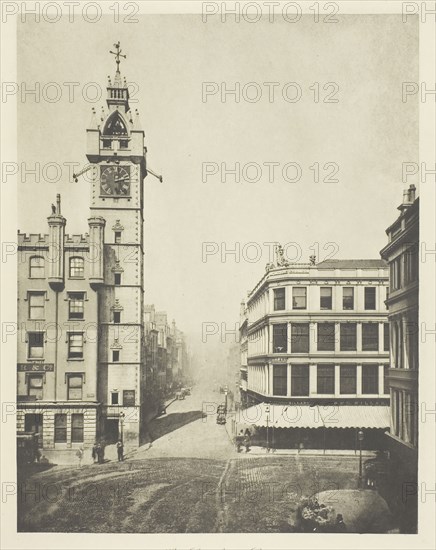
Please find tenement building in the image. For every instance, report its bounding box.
[17,45,155,452]
[239,251,390,450]
[380,184,419,533]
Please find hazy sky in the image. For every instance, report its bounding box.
[17,15,418,349]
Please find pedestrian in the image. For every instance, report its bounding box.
[116,439,124,462]
[335,513,346,532]
[92,442,98,464]
[96,442,103,464]
[76,447,84,468]
[243,429,251,453]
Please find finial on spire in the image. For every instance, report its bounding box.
[109,41,126,73]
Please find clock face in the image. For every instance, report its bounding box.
[100,165,131,196]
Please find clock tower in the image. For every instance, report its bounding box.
[86,43,147,447]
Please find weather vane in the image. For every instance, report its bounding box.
[109,41,126,72]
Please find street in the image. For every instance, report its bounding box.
[17,384,395,533]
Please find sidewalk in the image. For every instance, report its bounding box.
[236,446,378,457]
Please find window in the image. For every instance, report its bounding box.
[340,323,357,351]
[291,323,309,353]
[340,364,357,394]
[273,365,287,396]
[71,414,84,442]
[317,323,335,351]
[68,292,85,320]
[28,375,43,399]
[383,323,390,352]
[113,311,121,324]
[111,392,119,405]
[291,365,309,396]
[112,350,120,362]
[28,332,44,359]
[272,324,287,353]
[384,365,390,394]
[391,256,402,290]
[273,288,285,311]
[114,231,122,244]
[317,364,335,394]
[103,139,111,148]
[69,257,84,278]
[342,287,354,310]
[362,323,379,351]
[68,333,84,359]
[320,287,332,310]
[54,414,67,443]
[29,256,45,278]
[123,390,135,407]
[104,111,128,136]
[120,140,129,149]
[28,292,45,320]
[67,375,83,400]
[362,364,379,394]
[292,287,307,309]
[364,287,376,310]
[114,273,122,285]
[404,246,419,284]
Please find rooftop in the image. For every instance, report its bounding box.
[317,259,388,269]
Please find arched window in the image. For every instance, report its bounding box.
[69,257,84,278]
[29,256,45,278]
[103,111,128,136]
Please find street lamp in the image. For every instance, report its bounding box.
[119,412,125,444]
[357,429,364,488]
[265,405,270,452]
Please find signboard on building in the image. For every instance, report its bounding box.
[17,363,54,372]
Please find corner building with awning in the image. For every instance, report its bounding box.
[239,257,390,450]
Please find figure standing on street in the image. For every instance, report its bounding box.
[243,429,251,453]
[96,442,104,464]
[335,514,347,532]
[92,442,98,464]
[76,447,84,468]
[116,439,124,462]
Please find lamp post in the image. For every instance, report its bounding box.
[357,429,364,488]
[265,405,270,452]
[119,411,125,444]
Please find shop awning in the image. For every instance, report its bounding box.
[319,405,390,429]
[237,404,390,430]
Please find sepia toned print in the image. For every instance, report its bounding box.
[1,2,435,548]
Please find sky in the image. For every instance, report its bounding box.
[17,14,419,355]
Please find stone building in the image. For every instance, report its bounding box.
[380,184,419,533]
[17,196,102,450]
[239,253,391,450]
[17,47,154,451]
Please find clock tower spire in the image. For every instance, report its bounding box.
[85,43,148,448]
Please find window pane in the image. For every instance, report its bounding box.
[320,287,332,310]
[54,414,67,442]
[273,365,287,396]
[384,323,390,352]
[292,287,306,309]
[114,273,121,285]
[340,323,357,351]
[71,414,84,442]
[28,375,43,398]
[30,256,45,278]
[68,333,83,358]
[291,323,309,353]
[273,324,287,353]
[291,365,309,396]
[29,293,45,319]
[28,332,44,358]
[69,292,84,319]
[362,364,379,394]
[362,323,379,351]
[317,364,335,394]
[111,392,119,405]
[69,257,84,278]
[68,376,83,400]
[384,365,390,394]
[343,287,354,310]
[273,288,286,311]
[364,287,376,310]
[340,364,356,394]
[114,311,121,324]
[317,323,335,351]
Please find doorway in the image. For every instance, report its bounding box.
[24,414,43,448]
